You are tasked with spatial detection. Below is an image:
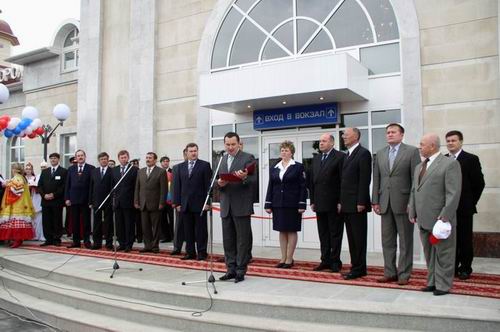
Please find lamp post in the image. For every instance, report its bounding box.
[0,83,9,104]
[41,103,71,161]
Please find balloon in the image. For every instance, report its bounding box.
[7,117,21,130]
[4,129,14,138]
[13,127,22,135]
[0,83,9,104]
[28,132,37,139]
[31,118,42,128]
[0,118,8,130]
[24,127,33,135]
[0,115,10,122]
[35,127,45,135]
[21,106,39,120]
[18,118,32,130]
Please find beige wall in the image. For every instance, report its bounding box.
[416,0,500,232]
[155,0,216,163]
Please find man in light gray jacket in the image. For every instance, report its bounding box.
[372,124,421,285]
[409,133,461,296]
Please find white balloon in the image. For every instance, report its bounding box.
[24,127,33,135]
[7,117,21,130]
[21,106,39,120]
[53,104,70,121]
[31,118,42,128]
[0,83,9,104]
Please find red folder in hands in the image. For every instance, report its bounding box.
[219,173,242,182]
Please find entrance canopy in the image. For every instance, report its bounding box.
[199,53,368,113]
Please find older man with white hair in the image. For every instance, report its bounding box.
[409,133,461,296]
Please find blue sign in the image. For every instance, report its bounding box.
[253,103,339,130]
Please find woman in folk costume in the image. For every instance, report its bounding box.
[25,162,45,241]
[0,163,35,248]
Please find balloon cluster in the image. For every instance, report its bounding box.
[0,106,44,139]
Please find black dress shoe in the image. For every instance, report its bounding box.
[91,245,102,250]
[170,250,181,255]
[160,239,169,243]
[67,243,80,249]
[343,272,366,280]
[421,285,436,292]
[458,272,471,280]
[219,273,236,281]
[433,289,449,296]
[181,255,196,260]
[313,263,330,271]
[197,255,207,261]
[282,260,294,269]
[53,241,61,247]
[331,265,342,273]
[124,247,132,253]
[139,248,152,253]
[234,275,245,283]
[84,242,92,249]
[151,248,160,254]
[40,242,52,247]
[275,262,286,268]
[116,246,126,251]
[105,244,114,250]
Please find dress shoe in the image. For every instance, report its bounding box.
[151,248,160,254]
[160,239,170,243]
[330,265,342,273]
[234,275,245,283]
[53,241,61,247]
[377,276,398,283]
[197,255,207,261]
[67,243,81,249]
[343,272,366,280]
[275,262,286,268]
[139,248,152,253]
[40,242,53,247]
[10,240,22,248]
[458,272,471,280]
[170,250,181,255]
[282,260,294,269]
[105,243,114,250]
[433,289,449,296]
[421,285,436,292]
[116,246,126,251]
[91,245,102,250]
[397,279,410,286]
[219,273,236,281]
[313,263,330,271]
[84,242,92,249]
[181,255,196,260]
[124,247,132,253]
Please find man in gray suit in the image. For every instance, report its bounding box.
[372,124,421,285]
[217,132,256,283]
[134,152,167,254]
[409,133,461,296]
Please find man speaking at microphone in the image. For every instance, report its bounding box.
[217,132,256,283]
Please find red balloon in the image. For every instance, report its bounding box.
[0,118,7,129]
[0,115,11,122]
[34,127,45,135]
[28,132,37,139]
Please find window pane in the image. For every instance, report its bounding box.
[359,0,399,41]
[212,124,233,138]
[326,0,373,48]
[235,0,257,12]
[64,52,76,70]
[235,122,257,135]
[20,148,24,162]
[212,8,243,69]
[297,0,340,23]
[262,39,288,60]
[340,112,368,127]
[249,0,292,33]
[63,29,76,47]
[11,148,16,162]
[360,43,400,75]
[371,109,401,126]
[304,29,333,54]
[297,19,318,51]
[230,19,267,66]
[69,135,77,152]
[372,128,387,153]
[268,142,281,168]
[272,21,293,54]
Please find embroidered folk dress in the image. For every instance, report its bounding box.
[0,174,35,240]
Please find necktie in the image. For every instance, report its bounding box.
[78,166,83,173]
[320,153,327,166]
[120,166,125,177]
[101,168,105,178]
[147,167,151,177]
[346,150,350,158]
[51,167,55,176]
[389,147,397,170]
[418,158,430,184]
[188,160,194,177]
[227,155,234,170]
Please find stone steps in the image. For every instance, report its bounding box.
[1,250,499,331]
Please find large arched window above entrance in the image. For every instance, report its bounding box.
[211,0,400,71]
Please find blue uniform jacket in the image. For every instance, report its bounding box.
[264,161,307,210]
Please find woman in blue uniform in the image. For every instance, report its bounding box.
[265,141,307,268]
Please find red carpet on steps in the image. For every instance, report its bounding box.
[19,243,500,299]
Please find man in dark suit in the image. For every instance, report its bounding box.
[89,152,114,250]
[160,156,174,243]
[134,152,167,253]
[217,132,256,283]
[340,127,372,280]
[112,150,138,252]
[409,133,461,295]
[170,148,188,255]
[173,143,212,260]
[65,149,95,248]
[445,130,485,280]
[372,124,421,285]
[38,152,68,246]
[309,133,345,272]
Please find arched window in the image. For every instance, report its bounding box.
[9,136,25,175]
[211,0,400,75]
[62,28,79,72]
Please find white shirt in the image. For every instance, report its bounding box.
[389,142,401,154]
[275,159,295,180]
[450,149,462,160]
[347,142,360,156]
[51,165,60,173]
[100,166,108,175]
[426,151,441,168]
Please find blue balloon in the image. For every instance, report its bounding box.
[4,129,14,138]
[13,127,22,135]
[19,118,32,130]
